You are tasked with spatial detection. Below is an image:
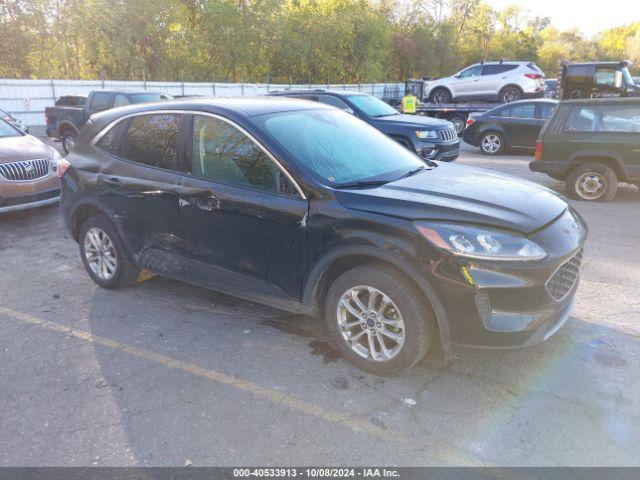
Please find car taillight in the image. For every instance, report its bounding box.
[525,73,543,80]
[534,142,543,161]
[57,158,71,177]
[466,118,475,126]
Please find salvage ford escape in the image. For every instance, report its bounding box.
[59,98,587,375]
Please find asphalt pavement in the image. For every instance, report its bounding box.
[1,140,639,466]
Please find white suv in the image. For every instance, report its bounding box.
[424,61,546,104]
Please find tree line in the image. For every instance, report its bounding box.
[1,0,639,82]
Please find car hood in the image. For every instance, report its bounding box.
[372,114,453,129]
[335,163,568,234]
[0,134,52,163]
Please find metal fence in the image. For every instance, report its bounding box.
[0,79,404,126]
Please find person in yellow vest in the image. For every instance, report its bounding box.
[400,90,419,114]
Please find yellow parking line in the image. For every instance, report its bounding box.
[0,306,403,441]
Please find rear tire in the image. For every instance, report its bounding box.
[61,130,77,154]
[79,214,140,289]
[324,263,434,376]
[479,131,505,155]
[430,88,451,105]
[566,163,618,202]
[500,86,522,103]
[447,114,467,135]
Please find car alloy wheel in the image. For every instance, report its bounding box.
[431,89,450,105]
[83,227,118,280]
[62,133,76,153]
[501,87,521,103]
[336,285,405,362]
[481,134,502,154]
[575,172,606,200]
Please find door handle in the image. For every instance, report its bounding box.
[197,194,221,212]
[102,177,120,187]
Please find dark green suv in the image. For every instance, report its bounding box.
[530,98,640,201]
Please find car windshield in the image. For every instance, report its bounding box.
[256,109,424,186]
[129,93,163,104]
[0,118,21,138]
[346,94,399,117]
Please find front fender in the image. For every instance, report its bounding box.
[302,243,453,355]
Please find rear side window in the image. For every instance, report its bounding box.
[539,103,557,120]
[564,106,640,132]
[482,64,517,75]
[509,103,536,119]
[120,114,182,170]
[95,119,130,156]
[318,96,351,110]
[191,115,281,193]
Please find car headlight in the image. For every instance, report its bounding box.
[415,222,547,261]
[415,130,437,139]
[48,147,62,173]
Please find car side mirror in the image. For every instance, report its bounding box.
[454,75,461,79]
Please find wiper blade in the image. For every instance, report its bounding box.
[396,165,432,180]
[333,179,391,189]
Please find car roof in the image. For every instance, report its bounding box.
[561,97,640,105]
[91,90,164,95]
[269,89,367,97]
[89,96,332,127]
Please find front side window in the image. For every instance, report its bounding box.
[256,109,424,186]
[89,93,113,113]
[113,95,130,107]
[345,94,397,117]
[459,65,482,78]
[191,115,280,193]
[119,114,182,170]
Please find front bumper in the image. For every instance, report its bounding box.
[416,140,460,162]
[0,188,60,213]
[426,209,587,349]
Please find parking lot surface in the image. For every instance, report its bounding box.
[1,140,639,466]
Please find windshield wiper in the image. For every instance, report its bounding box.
[395,165,432,181]
[333,179,391,189]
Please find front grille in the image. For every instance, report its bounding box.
[0,158,50,182]
[546,249,583,301]
[439,128,458,143]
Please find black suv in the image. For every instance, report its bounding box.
[269,90,459,162]
[59,98,586,375]
[530,98,640,201]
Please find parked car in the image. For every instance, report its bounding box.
[59,98,587,375]
[0,108,28,133]
[463,99,558,155]
[423,61,546,104]
[557,61,640,100]
[45,90,166,153]
[54,95,87,107]
[530,97,640,201]
[269,90,459,162]
[544,79,558,99]
[0,118,61,213]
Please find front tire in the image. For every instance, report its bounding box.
[324,263,434,375]
[79,214,140,289]
[566,163,618,201]
[479,131,505,155]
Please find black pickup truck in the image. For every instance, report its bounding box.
[45,90,165,153]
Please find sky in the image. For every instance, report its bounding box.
[486,0,640,36]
